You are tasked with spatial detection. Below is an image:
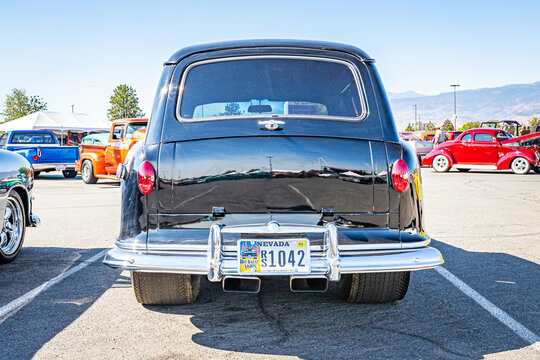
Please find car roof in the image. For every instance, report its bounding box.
[9,130,53,134]
[111,118,148,125]
[463,128,504,134]
[165,39,372,65]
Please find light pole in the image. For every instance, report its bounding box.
[412,104,417,128]
[450,84,460,130]
[71,105,74,113]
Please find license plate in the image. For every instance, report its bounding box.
[56,166,66,171]
[238,239,310,274]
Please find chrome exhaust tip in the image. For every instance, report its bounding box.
[222,276,261,293]
[290,276,328,292]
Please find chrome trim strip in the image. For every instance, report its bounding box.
[221,222,328,234]
[175,55,368,123]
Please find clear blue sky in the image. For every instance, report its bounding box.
[1,0,539,118]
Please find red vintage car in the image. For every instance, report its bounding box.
[422,128,540,174]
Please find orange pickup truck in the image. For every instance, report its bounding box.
[76,118,148,184]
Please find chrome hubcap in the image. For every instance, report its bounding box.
[1,198,23,255]
[513,158,527,172]
[434,156,447,170]
[82,163,90,180]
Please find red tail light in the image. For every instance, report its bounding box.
[32,155,38,161]
[138,161,155,194]
[391,159,409,193]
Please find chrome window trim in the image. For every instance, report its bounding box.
[175,55,369,123]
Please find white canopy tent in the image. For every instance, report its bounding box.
[0,111,112,144]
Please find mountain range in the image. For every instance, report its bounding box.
[387,81,540,130]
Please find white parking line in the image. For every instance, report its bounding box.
[0,249,108,321]
[435,266,540,352]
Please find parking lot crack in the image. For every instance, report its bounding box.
[371,326,474,359]
[257,292,290,344]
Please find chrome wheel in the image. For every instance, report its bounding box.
[82,162,91,182]
[511,157,531,175]
[1,197,24,256]
[81,161,98,184]
[433,155,450,172]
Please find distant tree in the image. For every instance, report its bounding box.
[405,123,415,132]
[219,102,243,116]
[459,121,481,131]
[425,121,435,131]
[1,88,47,122]
[528,116,538,127]
[107,84,145,120]
[29,95,47,113]
[441,119,454,131]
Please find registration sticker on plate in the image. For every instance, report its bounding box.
[238,239,310,274]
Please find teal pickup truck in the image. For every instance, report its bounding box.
[0,130,79,178]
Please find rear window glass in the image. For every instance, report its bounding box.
[178,57,364,121]
[474,133,495,142]
[125,123,147,139]
[11,132,56,144]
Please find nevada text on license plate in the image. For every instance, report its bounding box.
[238,239,310,274]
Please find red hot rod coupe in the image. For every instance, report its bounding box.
[422,128,540,174]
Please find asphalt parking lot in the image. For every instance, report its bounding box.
[1,169,539,360]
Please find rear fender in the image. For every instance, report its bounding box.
[11,148,38,164]
[80,150,105,175]
[398,140,425,234]
[496,151,535,170]
[421,148,455,167]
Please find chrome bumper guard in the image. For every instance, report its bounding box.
[103,222,444,281]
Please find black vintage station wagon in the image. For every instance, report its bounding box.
[104,40,443,305]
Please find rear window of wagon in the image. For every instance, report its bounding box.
[177,56,365,121]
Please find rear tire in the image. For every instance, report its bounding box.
[432,155,450,172]
[339,272,410,303]
[62,170,77,178]
[81,160,98,184]
[457,168,470,172]
[131,272,200,305]
[510,157,531,175]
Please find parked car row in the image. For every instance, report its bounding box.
[76,118,148,184]
[0,118,148,183]
[422,128,540,174]
[0,130,80,178]
[4,40,537,306]
[399,131,462,162]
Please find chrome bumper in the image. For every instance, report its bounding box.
[32,163,76,171]
[103,222,444,281]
